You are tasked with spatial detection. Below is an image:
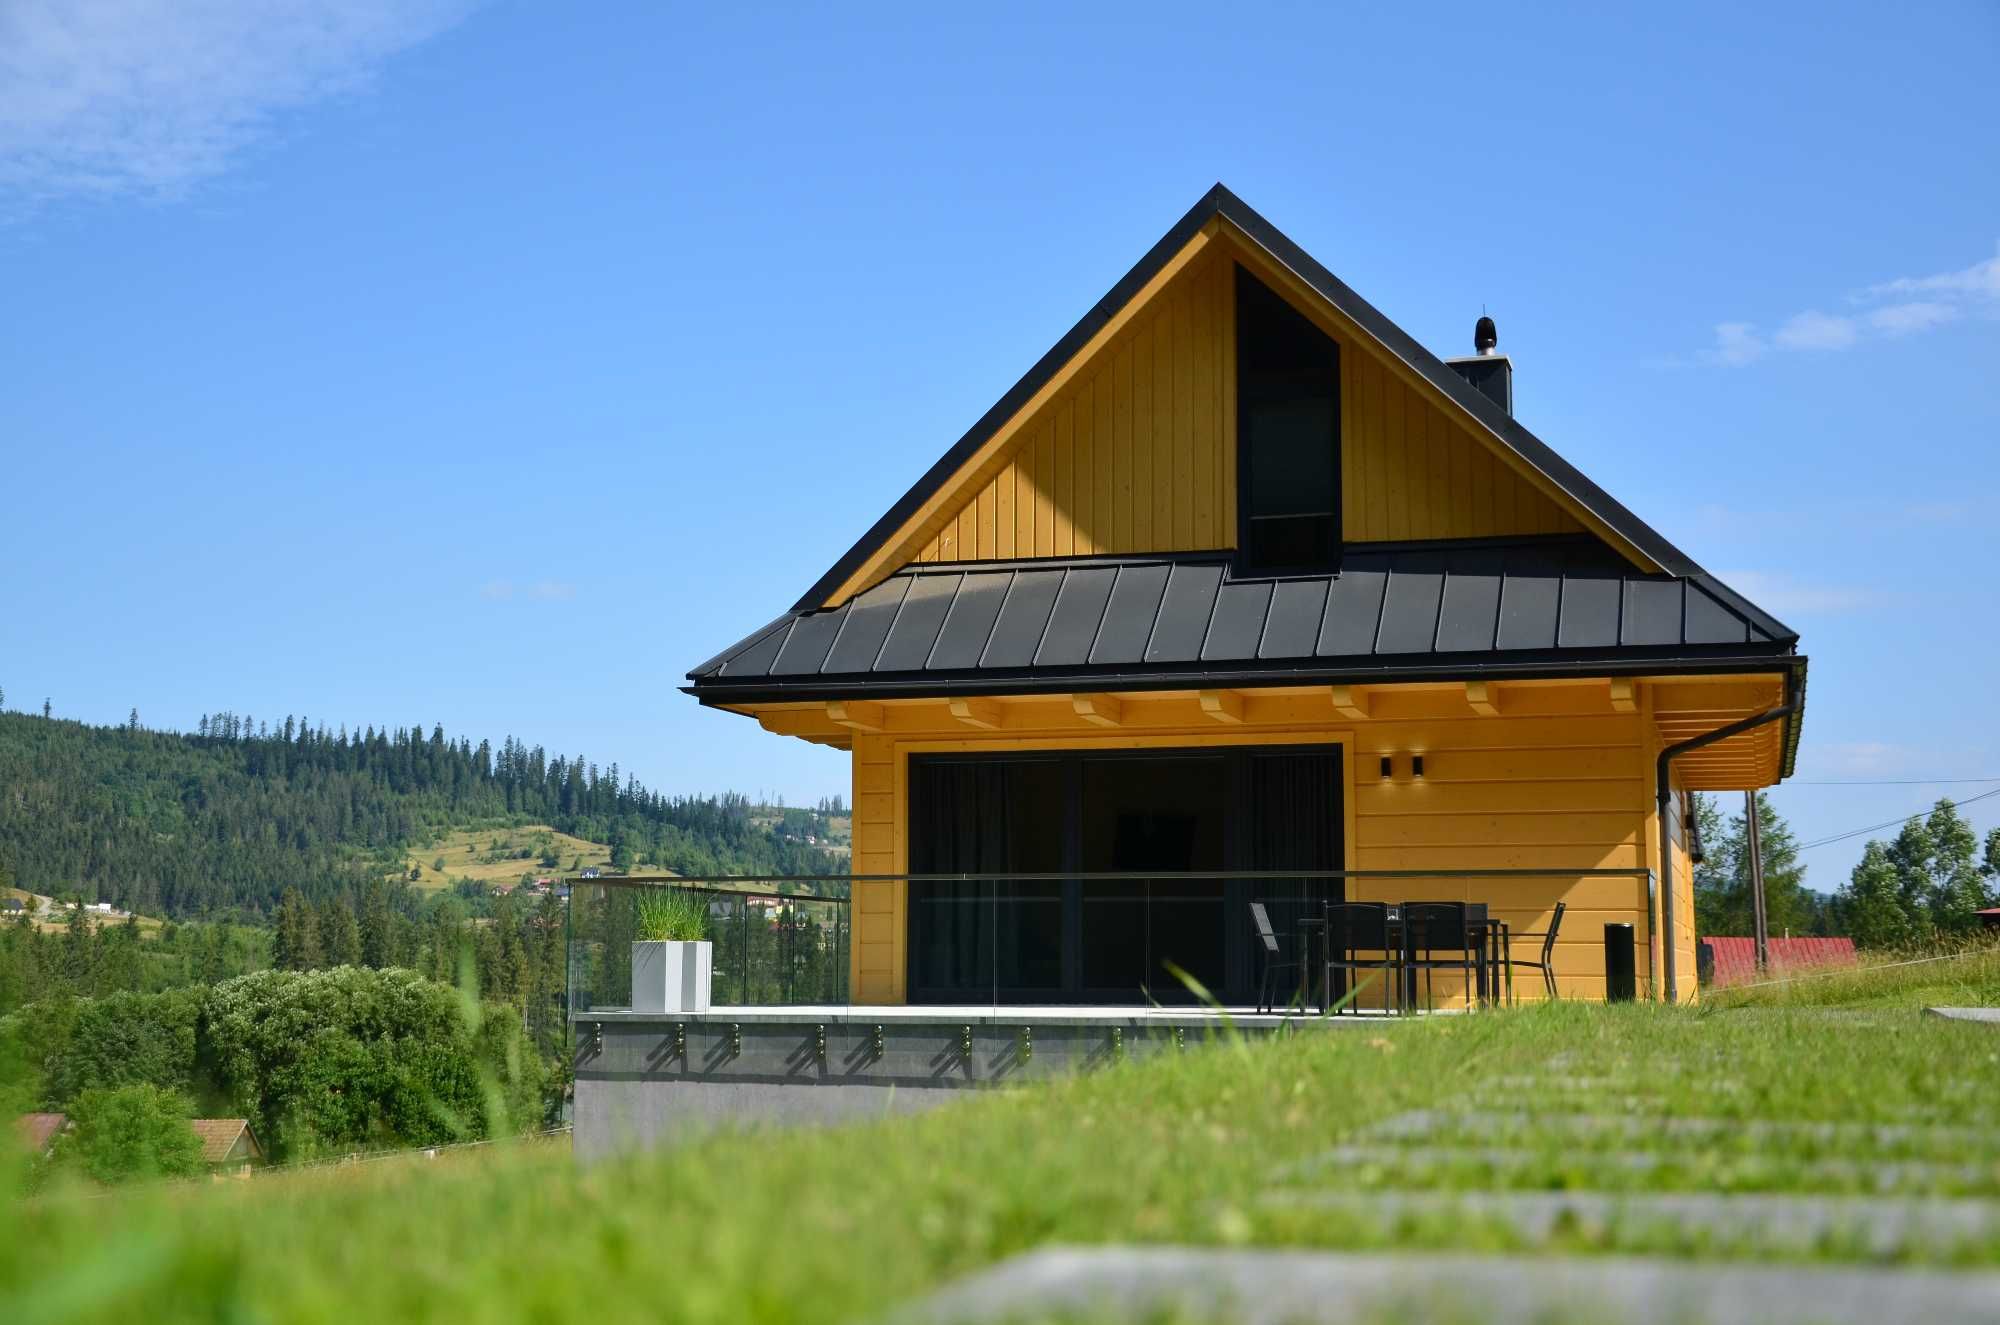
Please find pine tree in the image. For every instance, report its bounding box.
[61,901,97,993]
[321,894,363,967]
[359,882,395,969]
[272,887,323,971]
[1691,792,1817,938]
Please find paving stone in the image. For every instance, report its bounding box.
[894,1246,2000,1324]
[1281,1144,1995,1193]
[1256,1190,2000,1256]
[1363,1109,1995,1156]
[1927,1007,2000,1024]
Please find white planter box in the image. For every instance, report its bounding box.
[631,940,713,1014]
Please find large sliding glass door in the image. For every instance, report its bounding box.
[907,743,1342,1005]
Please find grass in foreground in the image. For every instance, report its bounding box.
[6,991,1999,1324]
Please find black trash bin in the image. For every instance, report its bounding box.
[1604,922,1636,1002]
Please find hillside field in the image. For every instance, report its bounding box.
[395,825,624,893]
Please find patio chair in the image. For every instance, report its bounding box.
[1504,901,1566,1001]
[1249,902,1305,1014]
[1323,902,1400,1015]
[1400,902,1481,1012]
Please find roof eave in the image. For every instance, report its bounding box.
[685,647,1807,707]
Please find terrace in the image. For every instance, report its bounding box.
[565,869,1656,1154]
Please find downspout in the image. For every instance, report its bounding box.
[1656,672,1798,1003]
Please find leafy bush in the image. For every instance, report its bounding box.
[198,967,541,1161]
[56,1083,204,1185]
[634,890,708,942]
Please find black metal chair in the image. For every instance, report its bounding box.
[1249,902,1304,1013]
[1323,902,1400,1015]
[1504,901,1566,1001]
[1401,902,1481,1012]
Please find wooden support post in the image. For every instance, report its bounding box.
[947,698,1004,730]
[826,701,885,733]
[1330,685,1371,721]
[1464,681,1501,717]
[1199,689,1244,724]
[1071,694,1124,728]
[1609,679,1638,713]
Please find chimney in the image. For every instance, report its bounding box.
[1445,314,1512,416]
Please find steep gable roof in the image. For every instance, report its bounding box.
[796,184,1702,611]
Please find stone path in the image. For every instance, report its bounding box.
[1927,1007,2000,1024]
[897,1246,2000,1324]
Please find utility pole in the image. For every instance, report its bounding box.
[1745,790,1768,974]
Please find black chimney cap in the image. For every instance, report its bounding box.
[1474,315,1498,355]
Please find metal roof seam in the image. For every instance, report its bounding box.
[1191,564,1232,663]
[863,576,915,673]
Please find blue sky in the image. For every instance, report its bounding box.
[2,3,1996,891]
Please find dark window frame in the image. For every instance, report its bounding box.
[1234,263,1343,578]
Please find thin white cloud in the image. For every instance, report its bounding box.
[1713,570,1884,617]
[1697,241,2000,367]
[1861,247,2000,302]
[527,580,577,602]
[1772,310,1858,352]
[480,580,515,602]
[0,0,474,204]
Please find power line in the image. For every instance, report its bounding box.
[1790,776,2000,786]
[1795,785,2000,852]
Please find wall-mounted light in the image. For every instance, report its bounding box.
[1379,756,1393,780]
[1412,755,1425,780]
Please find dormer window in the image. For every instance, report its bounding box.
[1235,265,1341,575]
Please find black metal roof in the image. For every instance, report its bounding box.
[791,184,1704,612]
[687,538,1801,704]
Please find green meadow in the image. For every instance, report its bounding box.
[7,948,2000,1324]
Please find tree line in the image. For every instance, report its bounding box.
[0,707,841,920]
[1694,791,2000,947]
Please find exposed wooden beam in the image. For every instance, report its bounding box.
[1199,689,1244,724]
[1072,694,1124,728]
[825,700,885,733]
[947,697,1004,730]
[1465,682,1502,717]
[1609,679,1638,713]
[1329,685,1371,721]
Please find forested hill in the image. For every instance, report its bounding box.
[0,710,840,919]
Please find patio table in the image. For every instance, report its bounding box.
[1290,903,1512,1013]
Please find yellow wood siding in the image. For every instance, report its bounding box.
[910,250,1236,564]
[904,252,1578,571]
[844,699,1664,1006]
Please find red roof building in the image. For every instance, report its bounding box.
[1701,936,1857,987]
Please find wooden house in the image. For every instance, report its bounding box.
[191,1118,265,1173]
[686,186,1805,1008]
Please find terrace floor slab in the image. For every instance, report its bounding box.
[1927,1007,2000,1024]
[895,1246,2000,1324]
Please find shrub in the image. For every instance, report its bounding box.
[57,1083,204,1185]
[198,967,541,1161]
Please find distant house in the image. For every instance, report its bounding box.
[1979,908,2000,932]
[1,898,23,913]
[14,1112,67,1157]
[190,1119,265,1173]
